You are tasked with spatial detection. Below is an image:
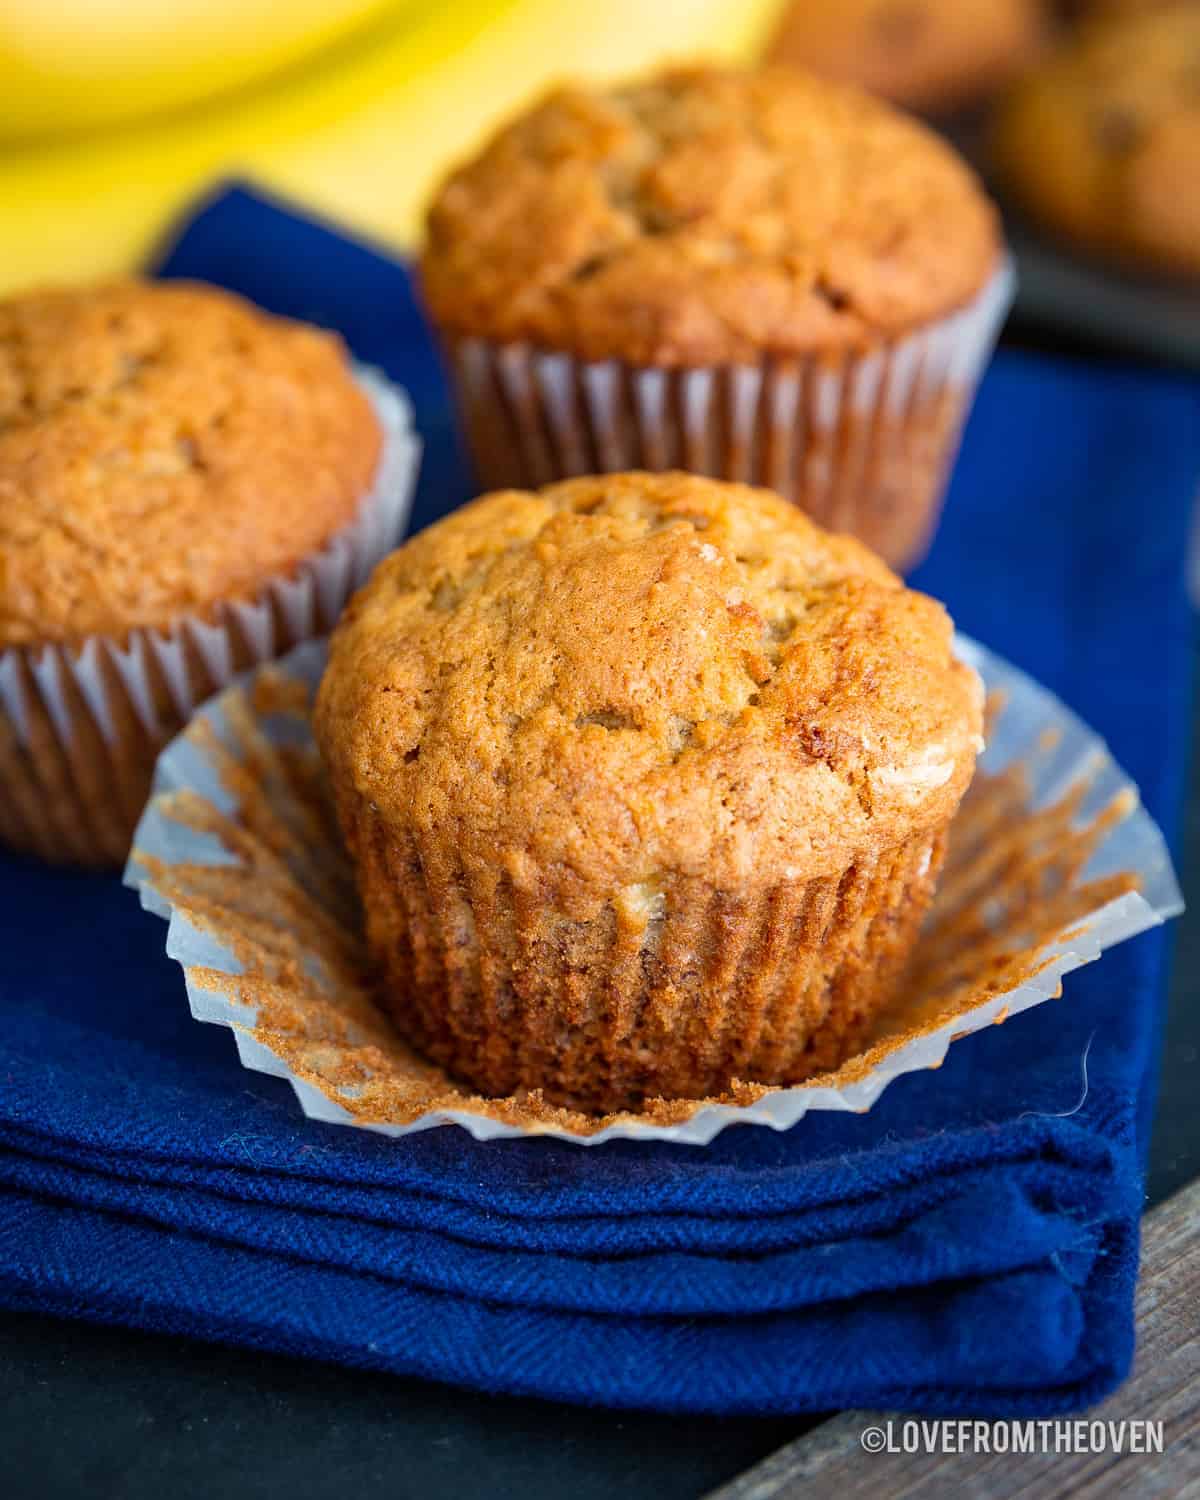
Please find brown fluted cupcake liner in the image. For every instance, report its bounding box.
[352,809,944,1113]
[126,637,1179,1145]
[442,260,1013,571]
[0,370,418,867]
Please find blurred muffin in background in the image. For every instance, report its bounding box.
[765,0,1047,116]
[422,64,1011,572]
[993,4,1200,276]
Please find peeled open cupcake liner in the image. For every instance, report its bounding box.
[444,259,1015,572]
[0,368,419,865]
[125,632,1181,1147]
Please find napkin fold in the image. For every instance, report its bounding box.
[0,186,1195,1415]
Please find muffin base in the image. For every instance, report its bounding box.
[0,639,208,867]
[0,370,417,868]
[352,810,947,1114]
[444,261,1013,572]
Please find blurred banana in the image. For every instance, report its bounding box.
[0,0,781,294]
[0,0,401,138]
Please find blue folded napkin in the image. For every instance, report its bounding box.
[0,186,1196,1416]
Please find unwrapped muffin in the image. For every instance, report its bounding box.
[421,64,1012,571]
[315,472,982,1113]
[0,278,415,866]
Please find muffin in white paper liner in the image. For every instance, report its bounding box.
[445,261,1014,574]
[124,633,1181,1146]
[0,369,419,867]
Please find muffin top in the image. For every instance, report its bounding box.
[421,65,1002,365]
[992,6,1200,275]
[767,0,1045,117]
[317,472,981,900]
[0,279,382,646]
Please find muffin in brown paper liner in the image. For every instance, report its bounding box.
[0,280,418,868]
[422,65,1012,571]
[126,632,1179,1144]
[314,472,983,1114]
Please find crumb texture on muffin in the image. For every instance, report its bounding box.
[421,65,1001,364]
[993,6,1200,275]
[0,279,382,645]
[317,471,981,905]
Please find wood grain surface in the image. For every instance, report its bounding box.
[707,1179,1200,1499]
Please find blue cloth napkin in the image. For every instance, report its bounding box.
[0,186,1196,1416]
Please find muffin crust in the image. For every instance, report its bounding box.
[318,472,981,903]
[422,65,1002,365]
[0,279,382,645]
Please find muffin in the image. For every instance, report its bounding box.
[993,6,1200,275]
[315,472,982,1114]
[766,0,1047,116]
[421,64,1012,573]
[0,278,416,867]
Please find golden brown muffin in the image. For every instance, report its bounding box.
[0,279,381,645]
[423,65,1001,364]
[316,471,982,1114]
[0,278,386,866]
[766,0,1047,117]
[422,64,1008,572]
[993,6,1200,275]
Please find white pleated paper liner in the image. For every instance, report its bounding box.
[0,368,419,865]
[126,634,1181,1146]
[444,260,1015,572]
